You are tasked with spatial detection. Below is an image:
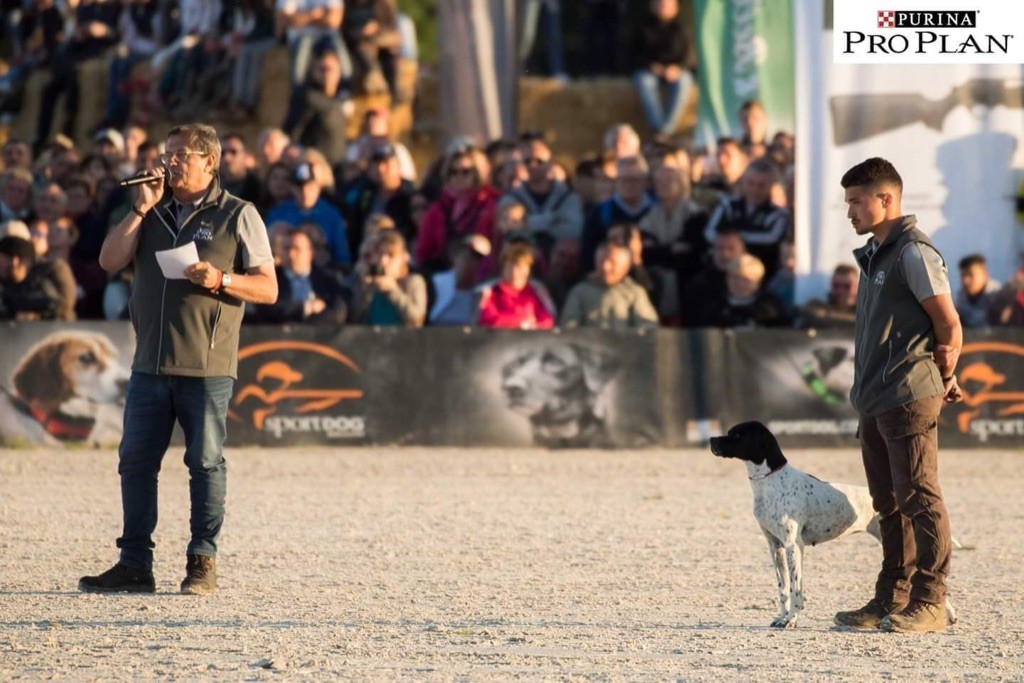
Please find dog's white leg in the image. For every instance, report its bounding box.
[945,596,958,625]
[763,529,791,627]
[773,524,802,628]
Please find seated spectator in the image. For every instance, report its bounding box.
[1,168,34,223]
[989,268,1024,326]
[275,0,351,91]
[607,223,658,306]
[573,156,613,216]
[603,124,642,161]
[27,219,78,320]
[254,225,349,324]
[63,175,107,318]
[91,129,130,177]
[680,226,745,327]
[339,144,416,256]
[544,237,581,311]
[257,128,291,175]
[229,0,278,116]
[415,146,499,275]
[100,0,161,131]
[693,253,788,328]
[632,0,693,137]
[739,99,769,154]
[498,137,583,256]
[0,236,67,320]
[560,239,659,329]
[342,0,401,96]
[261,161,297,215]
[123,126,149,169]
[266,161,352,267]
[704,158,790,280]
[428,234,491,326]
[638,147,707,320]
[219,133,263,204]
[954,253,1001,329]
[580,156,654,275]
[344,107,417,182]
[350,230,427,326]
[283,47,351,165]
[103,266,134,320]
[798,263,859,329]
[2,139,32,171]
[478,241,556,330]
[699,137,749,202]
[765,239,796,317]
[32,0,119,154]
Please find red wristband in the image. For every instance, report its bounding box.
[211,269,224,293]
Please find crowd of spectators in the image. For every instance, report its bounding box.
[1,1,1021,330]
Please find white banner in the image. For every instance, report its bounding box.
[795,0,1024,302]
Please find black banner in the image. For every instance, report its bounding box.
[1,322,1021,449]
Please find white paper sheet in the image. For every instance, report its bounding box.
[155,242,200,279]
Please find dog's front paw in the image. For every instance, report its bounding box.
[770,616,798,628]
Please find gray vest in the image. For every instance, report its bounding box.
[849,215,945,415]
[129,179,249,378]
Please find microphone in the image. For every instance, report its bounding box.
[119,172,164,188]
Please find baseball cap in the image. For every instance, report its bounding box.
[369,144,397,162]
[292,161,316,185]
[93,128,125,154]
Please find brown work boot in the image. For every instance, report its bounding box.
[879,600,947,633]
[834,597,906,629]
[180,554,217,595]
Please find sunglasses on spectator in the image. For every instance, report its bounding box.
[448,167,475,178]
[160,150,208,164]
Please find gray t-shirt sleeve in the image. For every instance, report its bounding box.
[901,242,951,302]
[237,203,274,270]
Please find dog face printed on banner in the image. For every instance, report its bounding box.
[0,331,130,446]
[500,343,619,448]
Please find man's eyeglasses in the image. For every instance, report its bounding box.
[160,150,208,164]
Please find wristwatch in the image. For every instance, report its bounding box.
[221,272,232,290]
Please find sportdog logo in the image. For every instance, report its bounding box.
[949,342,1024,443]
[229,341,365,440]
[834,1,1022,63]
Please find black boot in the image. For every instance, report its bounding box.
[79,563,156,594]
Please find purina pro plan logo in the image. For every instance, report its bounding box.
[834,0,1024,63]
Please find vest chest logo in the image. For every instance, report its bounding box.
[193,221,214,243]
[873,270,886,286]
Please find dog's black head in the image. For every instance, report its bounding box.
[709,421,787,469]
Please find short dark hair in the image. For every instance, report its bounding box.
[840,157,903,193]
[833,263,859,279]
[0,235,36,265]
[220,132,246,149]
[958,253,987,271]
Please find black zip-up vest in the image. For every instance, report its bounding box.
[129,179,249,378]
[850,215,945,415]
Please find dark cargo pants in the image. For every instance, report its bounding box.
[858,394,951,606]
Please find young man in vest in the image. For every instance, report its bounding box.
[835,157,963,633]
[81,123,278,595]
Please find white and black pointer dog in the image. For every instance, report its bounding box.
[710,421,957,629]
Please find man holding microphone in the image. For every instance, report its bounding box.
[80,123,277,595]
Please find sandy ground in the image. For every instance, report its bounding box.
[1,446,1023,682]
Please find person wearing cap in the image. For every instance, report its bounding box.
[81,123,277,597]
[338,143,416,255]
[266,161,352,267]
[428,234,491,326]
[93,128,132,178]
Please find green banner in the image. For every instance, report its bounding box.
[695,0,795,144]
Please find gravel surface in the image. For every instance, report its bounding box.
[1,447,1022,681]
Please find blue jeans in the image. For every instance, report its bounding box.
[116,372,234,570]
[105,51,148,128]
[633,68,694,136]
[520,0,566,77]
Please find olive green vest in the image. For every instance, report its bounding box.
[129,179,249,378]
[849,215,945,416]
